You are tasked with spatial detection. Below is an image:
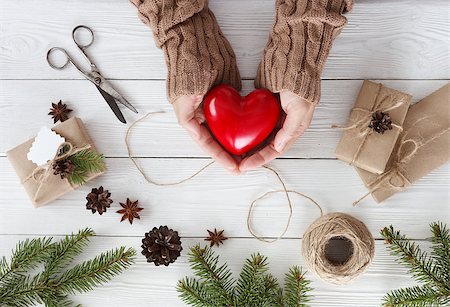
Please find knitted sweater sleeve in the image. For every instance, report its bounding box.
[256,0,354,104]
[130,0,241,103]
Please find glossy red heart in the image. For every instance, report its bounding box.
[203,84,281,155]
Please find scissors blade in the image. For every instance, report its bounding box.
[96,86,127,124]
[98,79,138,114]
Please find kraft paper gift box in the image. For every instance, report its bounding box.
[6,117,105,207]
[335,80,412,174]
[355,83,450,203]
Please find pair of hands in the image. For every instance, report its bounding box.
[173,91,315,174]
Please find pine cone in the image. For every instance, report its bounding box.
[369,111,393,134]
[52,159,75,179]
[141,226,182,266]
[85,186,113,215]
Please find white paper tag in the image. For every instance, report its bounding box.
[27,127,66,166]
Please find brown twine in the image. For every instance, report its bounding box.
[125,112,323,242]
[125,111,214,186]
[23,141,90,184]
[127,112,377,284]
[22,141,91,202]
[332,84,408,165]
[352,118,450,206]
[302,212,375,285]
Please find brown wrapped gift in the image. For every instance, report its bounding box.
[355,83,450,203]
[335,80,412,174]
[6,117,105,207]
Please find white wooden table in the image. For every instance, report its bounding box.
[1,1,449,306]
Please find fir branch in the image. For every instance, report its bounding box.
[54,246,136,295]
[234,254,282,306]
[0,231,135,307]
[430,222,450,288]
[178,245,313,307]
[283,266,312,307]
[235,253,271,306]
[382,223,450,307]
[0,237,54,284]
[67,150,105,185]
[383,285,449,307]
[177,277,211,307]
[381,226,446,289]
[42,228,94,279]
[188,245,235,306]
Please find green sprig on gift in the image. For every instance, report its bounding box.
[177,244,312,307]
[381,222,450,307]
[0,228,136,306]
[53,149,105,185]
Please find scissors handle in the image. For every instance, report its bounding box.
[72,25,96,69]
[46,47,73,70]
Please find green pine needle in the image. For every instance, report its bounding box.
[42,228,95,279]
[283,266,312,307]
[67,150,105,186]
[0,229,135,307]
[177,245,313,307]
[0,237,54,284]
[187,245,235,306]
[177,277,211,307]
[55,246,136,295]
[381,222,450,307]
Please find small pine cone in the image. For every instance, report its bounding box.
[141,226,182,266]
[85,186,113,215]
[369,111,393,134]
[53,159,75,179]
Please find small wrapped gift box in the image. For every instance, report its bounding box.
[6,117,105,207]
[335,80,412,174]
[355,83,450,203]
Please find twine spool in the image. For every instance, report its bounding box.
[302,212,375,285]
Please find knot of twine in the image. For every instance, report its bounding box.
[353,118,450,206]
[302,212,375,285]
[24,142,89,183]
[332,84,407,165]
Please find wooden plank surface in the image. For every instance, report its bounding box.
[0,0,449,80]
[1,157,448,239]
[1,0,449,306]
[1,80,448,158]
[0,235,428,307]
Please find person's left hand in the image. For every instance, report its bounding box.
[239,91,315,172]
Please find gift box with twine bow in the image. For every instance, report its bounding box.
[6,117,105,207]
[354,83,450,203]
[335,80,412,174]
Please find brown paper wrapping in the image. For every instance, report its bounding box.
[356,83,450,203]
[6,117,105,207]
[335,80,412,174]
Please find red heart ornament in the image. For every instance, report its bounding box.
[203,84,281,155]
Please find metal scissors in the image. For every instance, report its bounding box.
[46,25,137,124]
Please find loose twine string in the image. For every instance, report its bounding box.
[126,111,375,284]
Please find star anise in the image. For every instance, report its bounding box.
[116,198,143,224]
[49,100,72,123]
[205,229,228,247]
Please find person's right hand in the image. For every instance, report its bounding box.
[173,95,240,175]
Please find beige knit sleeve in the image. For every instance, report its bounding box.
[131,0,242,103]
[256,0,354,104]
